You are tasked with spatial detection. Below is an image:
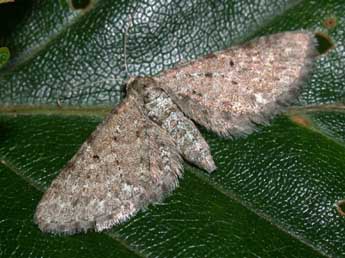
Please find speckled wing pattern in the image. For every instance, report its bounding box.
[35,91,182,234]
[35,31,317,234]
[158,32,317,137]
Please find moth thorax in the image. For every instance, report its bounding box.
[143,86,164,104]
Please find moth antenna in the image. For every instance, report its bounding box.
[123,11,134,78]
[59,8,137,104]
[59,12,136,103]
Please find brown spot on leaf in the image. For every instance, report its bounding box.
[290,114,311,128]
[323,17,337,29]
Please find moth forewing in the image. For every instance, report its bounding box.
[158,31,317,137]
[35,91,182,234]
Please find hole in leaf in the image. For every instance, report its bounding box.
[0,0,33,39]
[315,32,334,54]
[69,0,91,10]
[323,17,337,29]
[336,200,345,216]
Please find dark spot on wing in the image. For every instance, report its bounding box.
[136,130,141,138]
[192,89,202,97]
[86,134,95,144]
[65,161,76,170]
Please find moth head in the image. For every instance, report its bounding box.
[126,76,158,96]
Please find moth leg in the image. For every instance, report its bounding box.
[138,81,216,173]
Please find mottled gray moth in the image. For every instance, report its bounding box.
[35,31,317,234]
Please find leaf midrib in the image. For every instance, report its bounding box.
[1,3,98,73]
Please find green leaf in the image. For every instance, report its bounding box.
[0,0,344,257]
[0,47,10,69]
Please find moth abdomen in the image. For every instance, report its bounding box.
[131,80,216,173]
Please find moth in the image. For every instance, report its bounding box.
[35,31,317,234]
